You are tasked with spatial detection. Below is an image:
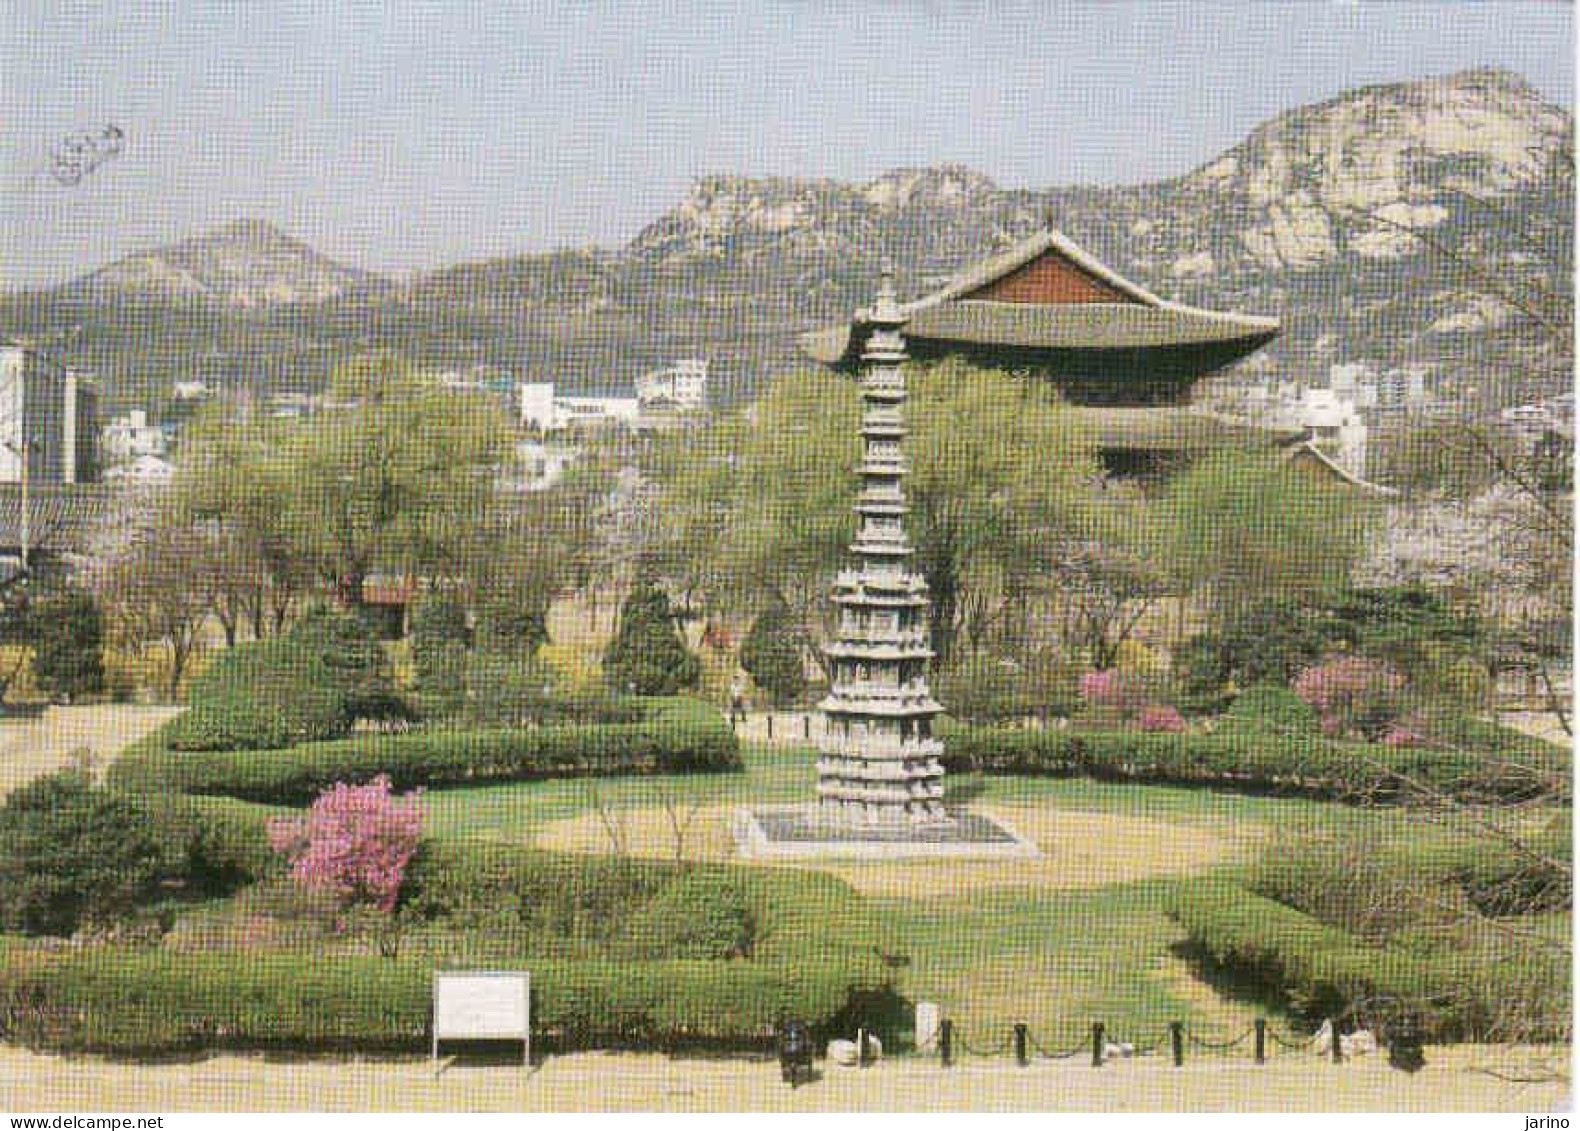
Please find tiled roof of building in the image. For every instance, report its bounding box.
[800,228,1279,369]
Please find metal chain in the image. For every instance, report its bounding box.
[1114,1032,1166,1056]
[1185,1026,1256,1051]
[953,1031,1014,1058]
[1026,1031,1089,1060]
[1266,1027,1316,1051]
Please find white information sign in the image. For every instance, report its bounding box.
[432,970,531,1066]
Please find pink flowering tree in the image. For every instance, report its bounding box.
[1079,670,1145,714]
[1292,656,1407,741]
[1079,670,1186,733]
[1135,704,1188,734]
[267,775,423,917]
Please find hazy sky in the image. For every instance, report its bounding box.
[3,1,1572,288]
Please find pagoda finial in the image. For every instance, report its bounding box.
[872,259,901,322]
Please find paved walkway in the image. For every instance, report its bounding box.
[0,703,183,800]
[0,1045,1566,1112]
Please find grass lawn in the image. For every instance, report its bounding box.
[409,743,1414,1044]
[176,743,1546,1050]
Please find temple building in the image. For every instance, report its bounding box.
[801,228,1330,486]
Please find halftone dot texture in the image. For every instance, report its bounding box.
[1,2,1572,1116]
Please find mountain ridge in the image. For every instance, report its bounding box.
[5,66,1570,416]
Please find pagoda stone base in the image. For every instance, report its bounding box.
[732,805,1040,860]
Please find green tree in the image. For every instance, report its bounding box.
[289,603,406,723]
[276,355,511,608]
[410,591,471,718]
[168,405,308,642]
[654,360,1101,668]
[29,588,105,702]
[1159,450,1379,635]
[738,600,807,705]
[0,771,173,936]
[603,577,700,695]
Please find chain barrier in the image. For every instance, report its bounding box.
[1265,1027,1316,1051]
[1025,1031,1088,1060]
[1109,1031,1166,1056]
[1185,1025,1256,1051]
[952,1030,1014,1058]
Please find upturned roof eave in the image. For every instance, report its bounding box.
[797,226,1280,368]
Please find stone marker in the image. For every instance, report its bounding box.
[915,1001,941,1051]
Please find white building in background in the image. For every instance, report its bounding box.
[1501,393,1574,446]
[518,363,708,433]
[0,343,98,485]
[1239,361,1432,480]
[635,358,708,412]
[102,409,168,464]
[103,453,176,484]
[517,381,640,431]
[172,380,213,402]
[497,439,577,493]
[1286,386,1369,475]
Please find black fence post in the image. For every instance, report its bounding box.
[1170,1021,1184,1067]
[767,715,774,740]
[1330,1018,1343,1064]
[857,1027,869,1067]
[940,1019,953,1068]
[1091,1022,1104,1068]
[1014,1023,1028,1068]
[1255,1019,1266,1065]
[803,714,811,739]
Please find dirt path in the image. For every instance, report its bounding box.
[533,802,1236,897]
[0,704,183,799]
[0,1044,1565,1112]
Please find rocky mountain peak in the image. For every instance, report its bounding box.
[75,218,385,309]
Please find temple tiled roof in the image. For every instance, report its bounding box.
[800,228,1279,370]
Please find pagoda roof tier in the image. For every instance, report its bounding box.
[855,500,909,516]
[834,568,928,589]
[817,757,944,781]
[831,589,931,609]
[824,642,934,662]
[817,736,944,760]
[801,228,1280,395]
[821,691,944,716]
[817,781,945,804]
[828,628,929,647]
[850,540,914,557]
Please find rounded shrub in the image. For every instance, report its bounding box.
[166,639,351,751]
[603,578,700,696]
[739,602,806,706]
[0,771,175,936]
[622,872,755,960]
[1224,683,1321,734]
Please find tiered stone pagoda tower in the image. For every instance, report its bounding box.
[815,269,948,825]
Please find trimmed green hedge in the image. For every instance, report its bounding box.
[165,640,354,751]
[0,839,888,1055]
[940,721,1570,805]
[403,841,882,965]
[1168,879,1569,1042]
[110,698,740,805]
[0,940,881,1054]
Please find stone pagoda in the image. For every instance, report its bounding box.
[815,268,948,825]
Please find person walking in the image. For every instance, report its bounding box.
[729,672,748,726]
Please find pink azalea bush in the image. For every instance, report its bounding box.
[266,775,423,915]
[1291,656,1407,741]
[1135,704,1188,733]
[1078,669,1146,714]
[1080,670,1186,734]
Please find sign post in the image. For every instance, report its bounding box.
[433,970,531,1069]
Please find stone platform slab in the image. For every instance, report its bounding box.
[732,805,1040,860]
